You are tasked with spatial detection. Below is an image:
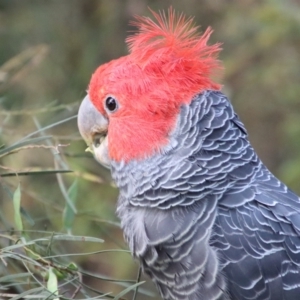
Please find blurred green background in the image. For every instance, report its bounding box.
[0,0,300,299]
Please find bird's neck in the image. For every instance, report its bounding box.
[111,90,261,209]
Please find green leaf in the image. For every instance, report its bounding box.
[66,262,78,271]
[50,234,104,243]
[63,179,78,233]
[113,281,145,300]
[0,272,30,283]
[13,184,23,231]
[47,267,59,300]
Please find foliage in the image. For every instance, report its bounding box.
[0,81,146,298]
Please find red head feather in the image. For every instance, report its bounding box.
[89,8,222,162]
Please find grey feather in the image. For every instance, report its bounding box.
[109,91,300,300]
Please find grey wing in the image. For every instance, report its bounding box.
[212,158,300,300]
[196,91,300,299]
[116,90,300,300]
[118,194,229,300]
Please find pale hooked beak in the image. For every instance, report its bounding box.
[77,95,111,168]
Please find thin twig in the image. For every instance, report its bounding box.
[0,143,69,159]
[70,272,82,299]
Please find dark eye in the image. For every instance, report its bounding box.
[105,96,118,112]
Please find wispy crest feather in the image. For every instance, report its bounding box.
[127,8,198,55]
[126,7,222,94]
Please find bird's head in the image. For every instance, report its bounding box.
[78,8,222,168]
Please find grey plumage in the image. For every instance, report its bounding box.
[110,91,300,300]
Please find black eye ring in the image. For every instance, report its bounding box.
[105,96,118,112]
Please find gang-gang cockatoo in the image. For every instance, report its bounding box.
[78,8,300,300]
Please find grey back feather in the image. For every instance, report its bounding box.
[111,91,300,300]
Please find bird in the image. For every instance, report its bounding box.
[77,8,300,300]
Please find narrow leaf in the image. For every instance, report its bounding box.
[13,184,23,231]
[113,281,145,300]
[0,272,30,283]
[9,287,46,300]
[0,169,72,177]
[47,267,59,300]
[51,234,104,243]
[63,179,78,232]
